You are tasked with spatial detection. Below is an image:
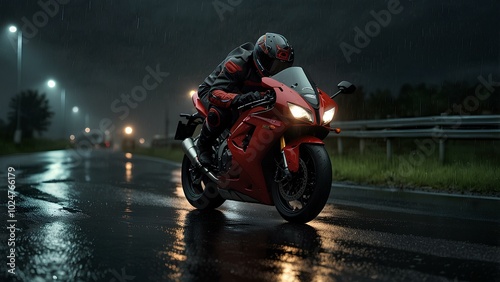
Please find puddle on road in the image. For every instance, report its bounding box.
[14,221,104,281]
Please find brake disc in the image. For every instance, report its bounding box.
[278,159,308,201]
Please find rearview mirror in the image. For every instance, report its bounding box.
[337,81,356,94]
[330,81,356,99]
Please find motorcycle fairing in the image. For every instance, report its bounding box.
[192,92,208,118]
[219,108,286,205]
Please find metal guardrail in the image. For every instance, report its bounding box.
[330,115,500,162]
[338,128,500,139]
[334,115,500,130]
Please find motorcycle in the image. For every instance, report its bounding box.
[175,66,355,223]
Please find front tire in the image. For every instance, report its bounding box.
[181,155,225,210]
[272,144,332,223]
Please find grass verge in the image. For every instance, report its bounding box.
[330,150,499,195]
[0,138,70,156]
[327,139,500,195]
[129,145,185,163]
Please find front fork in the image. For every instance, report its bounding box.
[278,136,293,181]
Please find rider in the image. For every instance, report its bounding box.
[197,32,294,165]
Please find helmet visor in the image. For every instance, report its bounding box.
[268,59,293,75]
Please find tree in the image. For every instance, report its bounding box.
[7,90,54,139]
[396,83,420,117]
[335,85,367,121]
[0,119,7,140]
[365,89,395,119]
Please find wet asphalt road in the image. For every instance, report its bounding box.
[0,149,499,282]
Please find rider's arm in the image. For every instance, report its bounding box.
[208,58,244,108]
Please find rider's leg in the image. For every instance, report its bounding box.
[197,106,232,165]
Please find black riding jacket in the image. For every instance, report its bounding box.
[198,43,267,108]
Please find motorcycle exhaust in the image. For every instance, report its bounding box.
[181,138,218,183]
[181,138,200,165]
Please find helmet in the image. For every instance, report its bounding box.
[253,33,294,76]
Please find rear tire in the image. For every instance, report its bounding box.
[272,144,332,223]
[181,155,225,210]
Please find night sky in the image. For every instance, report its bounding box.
[0,0,498,142]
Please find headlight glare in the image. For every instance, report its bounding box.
[322,107,335,124]
[288,103,313,122]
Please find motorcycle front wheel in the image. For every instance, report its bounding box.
[272,144,332,223]
[181,155,225,210]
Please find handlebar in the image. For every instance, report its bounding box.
[237,95,275,110]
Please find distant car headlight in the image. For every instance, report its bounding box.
[322,107,336,124]
[288,103,313,123]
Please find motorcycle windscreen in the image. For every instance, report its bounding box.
[271,67,319,108]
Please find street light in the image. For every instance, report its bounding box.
[47,79,66,139]
[9,25,23,143]
[47,79,56,88]
[189,90,196,98]
[124,126,133,135]
[72,106,79,113]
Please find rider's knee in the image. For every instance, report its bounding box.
[207,108,221,128]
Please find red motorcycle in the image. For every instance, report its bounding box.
[175,67,355,223]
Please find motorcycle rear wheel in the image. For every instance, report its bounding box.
[272,144,332,223]
[181,155,225,210]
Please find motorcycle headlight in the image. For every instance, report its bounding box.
[288,103,313,123]
[322,107,336,125]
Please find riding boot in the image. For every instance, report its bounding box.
[197,122,215,166]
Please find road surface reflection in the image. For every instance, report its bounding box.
[152,209,331,281]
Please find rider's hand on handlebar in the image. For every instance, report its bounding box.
[232,90,276,109]
[231,91,261,107]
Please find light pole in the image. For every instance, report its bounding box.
[9,25,23,144]
[71,106,85,136]
[71,106,78,136]
[47,80,66,139]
